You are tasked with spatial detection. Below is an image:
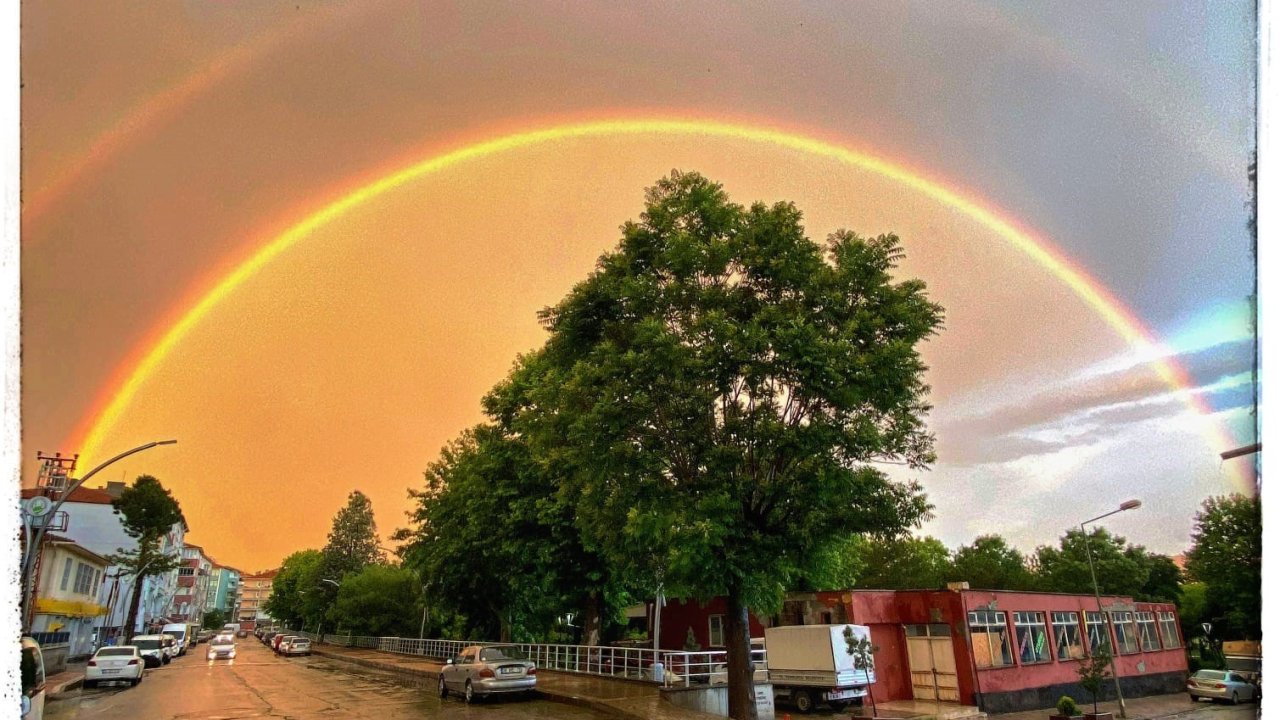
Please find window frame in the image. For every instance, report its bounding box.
[73,563,94,596]
[708,614,725,648]
[1051,611,1085,660]
[60,558,73,591]
[1157,611,1181,649]
[1013,611,1051,665]
[968,609,1013,669]
[1084,611,1111,655]
[1135,611,1160,651]
[1110,611,1139,655]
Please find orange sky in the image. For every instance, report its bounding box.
[20,1,1256,571]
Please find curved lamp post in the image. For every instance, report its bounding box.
[1081,499,1141,719]
[22,439,177,633]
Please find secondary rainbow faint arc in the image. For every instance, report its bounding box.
[67,117,1246,485]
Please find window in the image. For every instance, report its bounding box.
[179,568,195,576]
[73,563,94,595]
[1051,611,1085,660]
[1110,612,1138,654]
[709,615,725,647]
[969,610,1012,668]
[91,569,101,591]
[1085,612,1110,655]
[1158,612,1181,648]
[60,558,73,591]
[1136,612,1160,651]
[1014,611,1050,664]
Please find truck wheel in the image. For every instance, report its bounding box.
[793,689,815,713]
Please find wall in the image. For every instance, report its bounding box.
[657,598,766,651]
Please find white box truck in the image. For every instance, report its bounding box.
[764,624,875,713]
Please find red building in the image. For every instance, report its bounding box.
[652,586,1187,713]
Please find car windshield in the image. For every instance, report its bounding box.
[213,638,234,646]
[167,631,186,640]
[98,648,135,657]
[1194,670,1228,680]
[480,646,527,662]
[134,639,160,649]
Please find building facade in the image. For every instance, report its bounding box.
[237,569,278,630]
[174,543,214,625]
[22,485,187,639]
[205,565,242,618]
[654,587,1187,713]
[27,535,111,658]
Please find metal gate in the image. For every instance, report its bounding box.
[905,624,959,702]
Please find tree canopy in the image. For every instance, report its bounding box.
[950,535,1035,591]
[327,564,424,637]
[509,171,942,718]
[263,549,325,630]
[321,490,384,581]
[1032,527,1150,596]
[1185,494,1261,638]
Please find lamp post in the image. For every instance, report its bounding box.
[21,439,177,633]
[1080,499,1141,719]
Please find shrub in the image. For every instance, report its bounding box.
[1056,695,1080,716]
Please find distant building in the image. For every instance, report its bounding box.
[174,543,214,625]
[26,534,111,658]
[22,486,187,639]
[238,569,279,630]
[205,564,242,618]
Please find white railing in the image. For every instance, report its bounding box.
[284,629,767,687]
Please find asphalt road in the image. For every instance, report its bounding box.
[45,637,613,720]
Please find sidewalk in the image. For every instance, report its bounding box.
[990,693,1223,720]
[45,660,87,697]
[311,644,723,720]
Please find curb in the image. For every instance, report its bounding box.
[47,675,84,697]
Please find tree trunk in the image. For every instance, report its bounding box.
[583,590,603,647]
[124,576,145,643]
[498,611,512,643]
[725,583,758,720]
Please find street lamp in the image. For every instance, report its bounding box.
[1080,499,1141,719]
[21,439,178,633]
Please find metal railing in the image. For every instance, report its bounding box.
[282,627,770,687]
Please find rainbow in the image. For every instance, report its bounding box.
[64,117,1250,487]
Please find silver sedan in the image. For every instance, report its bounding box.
[1187,669,1259,704]
[438,645,537,703]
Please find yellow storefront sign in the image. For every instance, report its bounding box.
[34,597,108,617]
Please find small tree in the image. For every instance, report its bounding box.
[202,609,226,630]
[845,626,879,718]
[1077,644,1112,715]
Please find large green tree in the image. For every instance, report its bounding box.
[321,491,384,581]
[850,535,953,590]
[1032,527,1150,596]
[107,475,186,641]
[263,549,325,630]
[327,564,424,637]
[1135,554,1182,603]
[1185,494,1261,638]
[949,535,1034,590]
[202,609,227,630]
[519,172,941,719]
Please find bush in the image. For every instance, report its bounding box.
[1056,695,1079,716]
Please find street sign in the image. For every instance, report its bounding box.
[25,496,52,518]
[1202,622,1213,636]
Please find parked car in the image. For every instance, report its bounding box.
[439,645,537,703]
[130,635,169,668]
[207,635,237,661]
[1188,669,1259,704]
[161,635,179,660]
[84,646,144,688]
[282,637,312,656]
[273,635,297,653]
[196,630,215,643]
[21,636,46,720]
[161,624,192,656]
[236,629,250,638]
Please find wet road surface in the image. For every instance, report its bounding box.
[47,637,614,720]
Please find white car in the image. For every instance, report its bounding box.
[21,637,46,719]
[84,646,144,688]
[282,637,311,656]
[207,635,236,660]
[129,635,169,668]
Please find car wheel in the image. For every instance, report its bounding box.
[438,675,449,699]
[464,680,476,704]
[1232,692,1240,705]
[132,676,141,686]
[793,689,815,713]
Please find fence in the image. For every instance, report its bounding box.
[283,628,767,687]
